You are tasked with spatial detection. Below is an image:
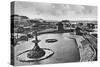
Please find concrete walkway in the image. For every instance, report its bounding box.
[70,34,97,61]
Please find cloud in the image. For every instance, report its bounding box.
[15,1,97,20]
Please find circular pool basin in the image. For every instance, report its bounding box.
[15,33,80,65]
[17,48,54,62]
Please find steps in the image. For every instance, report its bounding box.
[71,35,97,61]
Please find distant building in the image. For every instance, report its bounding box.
[56,22,64,31]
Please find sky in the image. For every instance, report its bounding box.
[14,1,97,21]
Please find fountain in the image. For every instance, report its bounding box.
[27,31,45,58]
[17,31,54,62]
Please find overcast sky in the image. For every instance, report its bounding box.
[14,1,97,21]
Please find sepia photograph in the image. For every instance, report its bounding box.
[11,1,97,66]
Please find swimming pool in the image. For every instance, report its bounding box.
[14,33,80,65]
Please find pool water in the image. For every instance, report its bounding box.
[14,33,80,65]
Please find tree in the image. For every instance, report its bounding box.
[27,34,33,38]
[16,27,24,39]
[19,36,28,41]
